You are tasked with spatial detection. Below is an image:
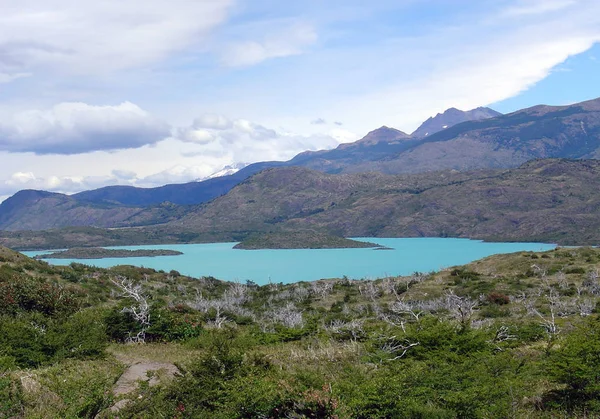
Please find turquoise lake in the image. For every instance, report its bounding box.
[23,238,555,285]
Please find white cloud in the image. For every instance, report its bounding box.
[140,164,216,186]
[0,102,171,154]
[503,0,577,17]
[177,114,353,164]
[220,23,317,67]
[111,169,137,181]
[1,171,119,196]
[310,1,600,133]
[0,0,233,77]
[0,72,31,83]
[0,111,358,200]
[8,172,36,184]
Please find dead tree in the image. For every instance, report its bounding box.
[269,302,304,328]
[524,289,560,339]
[379,335,420,361]
[111,276,151,343]
[444,291,478,328]
[325,319,365,342]
[488,325,516,351]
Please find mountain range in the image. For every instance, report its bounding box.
[1,97,600,239]
[1,158,599,250]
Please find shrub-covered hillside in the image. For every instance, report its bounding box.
[1,245,600,418]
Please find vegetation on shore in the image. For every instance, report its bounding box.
[233,231,379,250]
[35,247,183,260]
[2,245,600,417]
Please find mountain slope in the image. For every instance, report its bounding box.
[0,191,191,231]
[18,107,501,209]
[0,190,62,228]
[72,161,284,206]
[341,97,600,174]
[198,162,249,180]
[1,159,599,247]
[168,159,600,245]
[411,107,501,138]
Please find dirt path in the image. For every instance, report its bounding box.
[96,354,181,417]
[112,361,180,396]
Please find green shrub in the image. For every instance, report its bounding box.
[0,309,107,368]
[545,317,600,412]
[0,374,24,418]
[45,309,108,360]
[0,315,49,367]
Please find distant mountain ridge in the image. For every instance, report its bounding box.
[71,162,280,206]
[411,107,501,138]
[2,159,600,248]
[3,97,600,232]
[198,162,249,181]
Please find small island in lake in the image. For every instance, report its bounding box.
[233,231,380,250]
[35,247,183,259]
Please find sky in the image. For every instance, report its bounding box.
[0,0,599,201]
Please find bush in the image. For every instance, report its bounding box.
[0,315,50,367]
[0,374,24,418]
[45,309,108,360]
[486,292,510,305]
[0,309,107,368]
[0,271,81,317]
[545,317,600,412]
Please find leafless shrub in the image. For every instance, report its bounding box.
[583,270,600,295]
[443,291,479,327]
[205,305,228,329]
[380,277,398,295]
[269,302,304,328]
[189,288,253,322]
[310,281,334,298]
[359,281,380,300]
[576,297,595,317]
[291,285,310,303]
[531,264,547,279]
[270,289,292,302]
[556,271,568,290]
[111,276,151,343]
[380,300,425,331]
[325,319,365,341]
[227,281,248,304]
[488,325,516,351]
[524,288,560,338]
[378,335,420,361]
[471,318,493,330]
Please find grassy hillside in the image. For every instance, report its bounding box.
[2,245,600,417]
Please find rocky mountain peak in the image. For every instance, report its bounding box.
[411,106,502,138]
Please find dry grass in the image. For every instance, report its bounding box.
[15,358,123,419]
[107,342,202,366]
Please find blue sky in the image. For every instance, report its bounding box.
[0,0,599,200]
